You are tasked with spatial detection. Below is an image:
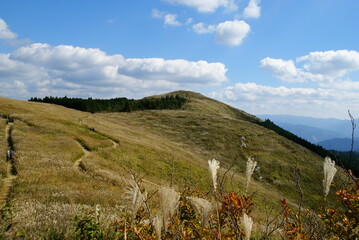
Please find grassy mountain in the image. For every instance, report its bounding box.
[0,91,347,238]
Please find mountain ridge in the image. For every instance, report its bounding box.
[0,92,346,237]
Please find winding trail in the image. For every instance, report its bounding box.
[74,140,90,172]
[73,134,161,188]
[0,122,17,208]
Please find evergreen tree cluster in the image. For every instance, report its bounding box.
[255,119,358,176]
[29,95,187,113]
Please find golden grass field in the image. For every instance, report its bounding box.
[0,91,347,238]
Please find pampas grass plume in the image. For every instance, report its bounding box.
[242,213,253,240]
[323,156,337,197]
[124,179,145,222]
[158,187,180,230]
[208,159,220,191]
[153,215,163,240]
[188,197,214,226]
[245,157,257,192]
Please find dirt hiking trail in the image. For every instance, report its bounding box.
[73,135,161,188]
[0,122,17,208]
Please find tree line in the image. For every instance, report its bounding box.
[28,95,187,113]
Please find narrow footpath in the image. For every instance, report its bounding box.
[73,135,161,188]
[74,140,90,172]
[0,122,17,208]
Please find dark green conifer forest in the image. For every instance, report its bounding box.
[29,95,187,113]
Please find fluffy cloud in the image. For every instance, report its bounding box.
[164,0,237,13]
[209,82,358,118]
[243,0,261,19]
[297,50,359,78]
[152,9,164,19]
[192,23,216,34]
[1,43,228,99]
[10,43,124,71]
[210,50,359,118]
[261,50,359,84]
[0,18,17,39]
[260,57,302,82]
[211,82,330,101]
[193,20,250,46]
[215,20,250,46]
[118,58,227,84]
[164,14,182,26]
[152,9,186,26]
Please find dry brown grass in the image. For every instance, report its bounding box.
[0,118,7,188]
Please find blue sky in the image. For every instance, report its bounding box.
[0,0,358,119]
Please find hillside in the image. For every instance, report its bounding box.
[0,92,347,238]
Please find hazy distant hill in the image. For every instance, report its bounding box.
[257,114,357,149]
[258,114,355,139]
[273,122,345,143]
[318,138,359,152]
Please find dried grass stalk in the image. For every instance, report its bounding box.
[125,178,146,222]
[188,196,214,227]
[323,157,337,197]
[158,187,180,230]
[242,213,253,240]
[245,157,257,193]
[208,159,220,191]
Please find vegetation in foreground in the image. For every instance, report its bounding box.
[2,157,357,239]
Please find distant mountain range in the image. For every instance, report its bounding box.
[318,138,359,152]
[257,114,358,151]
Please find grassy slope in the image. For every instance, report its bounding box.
[0,92,345,237]
[0,118,7,188]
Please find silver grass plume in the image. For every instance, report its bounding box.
[323,157,337,197]
[245,157,257,193]
[153,215,163,240]
[208,159,220,191]
[95,204,100,222]
[208,159,222,239]
[242,213,253,240]
[124,178,146,222]
[158,187,180,231]
[188,197,214,227]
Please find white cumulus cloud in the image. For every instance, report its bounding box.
[209,82,358,118]
[193,20,250,46]
[118,58,227,85]
[164,0,237,13]
[297,50,359,78]
[152,9,164,19]
[215,20,251,46]
[0,18,17,39]
[164,14,182,26]
[243,0,261,19]
[10,43,125,71]
[260,57,303,82]
[1,43,228,99]
[152,9,183,26]
[192,23,216,34]
[261,50,359,84]
[211,50,359,118]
